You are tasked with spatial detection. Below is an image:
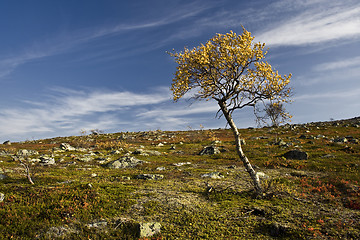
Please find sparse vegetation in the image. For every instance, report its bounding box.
[0,117,359,239]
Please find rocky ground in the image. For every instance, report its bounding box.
[0,117,359,239]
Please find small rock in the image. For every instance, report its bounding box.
[136,174,164,180]
[60,143,76,151]
[105,156,147,169]
[40,156,56,165]
[132,149,161,156]
[333,137,348,143]
[199,146,220,155]
[0,174,7,180]
[77,155,93,162]
[118,220,161,238]
[17,149,39,157]
[283,150,308,160]
[211,140,222,145]
[91,173,97,177]
[139,222,161,238]
[28,158,41,163]
[87,219,107,229]
[0,193,4,202]
[346,136,359,144]
[146,150,162,156]
[110,150,122,154]
[132,149,147,156]
[45,226,77,238]
[201,172,224,179]
[156,167,166,171]
[274,139,287,146]
[173,162,191,167]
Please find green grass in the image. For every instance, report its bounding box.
[0,119,359,239]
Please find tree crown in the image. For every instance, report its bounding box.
[169,27,292,115]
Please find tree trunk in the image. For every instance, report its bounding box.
[218,100,263,195]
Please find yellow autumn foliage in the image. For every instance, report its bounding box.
[169,27,292,108]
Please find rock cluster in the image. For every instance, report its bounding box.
[105,156,147,169]
[199,146,220,155]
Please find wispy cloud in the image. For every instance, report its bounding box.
[0,87,170,140]
[255,0,360,47]
[0,85,251,142]
[314,56,360,72]
[295,87,360,101]
[137,100,218,118]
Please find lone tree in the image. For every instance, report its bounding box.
[257,102,291,127]
[169,27,292,195]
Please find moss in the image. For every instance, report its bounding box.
[0,122,359,238]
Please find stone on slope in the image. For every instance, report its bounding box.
[17,149,39,157]
[136,174,164,180]
[0,174,7,180]
[105,156,147,169]
[0,193,4,202]
[283,150,308,160]
[60,143,76,151]
[40,156,56,165]
[201,172,224,179]
[173,162,191,167]
[139,222,161,238]
[77,154,94,162]
[199,146,220,155]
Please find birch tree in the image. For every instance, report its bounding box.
[169,27,292,195]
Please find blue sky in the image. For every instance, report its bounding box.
[0,0,359,142]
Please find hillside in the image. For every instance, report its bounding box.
[0,117,359,239]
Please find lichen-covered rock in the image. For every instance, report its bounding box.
[133,149,161,156]
[136,174,164,180]
[40,156,56,165]
[60,143,76,151]
[86,219,108,229]
[105,156,147,169]
[44,225,77,239]
[0,193,5,202]
[17,149,39,156]
[199,146,220,155]
[116,219,161,238]
[173,162,191,167]
[77,154,94,162]
[139,222,161,238]
[0,174,7,180]
[201,172,224,179]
